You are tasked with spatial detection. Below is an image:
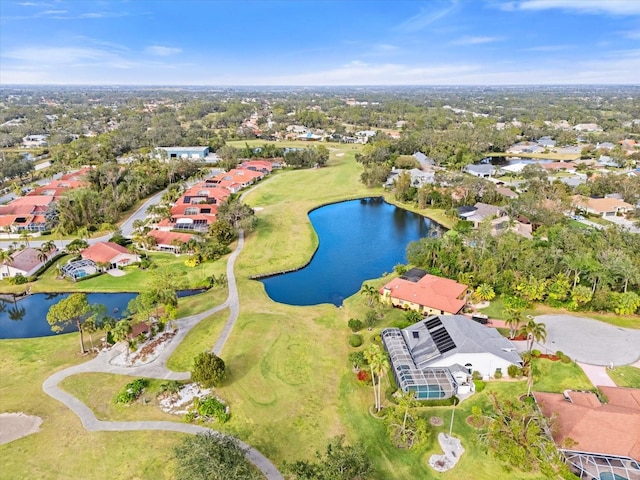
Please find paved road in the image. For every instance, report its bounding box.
[528,314,640,366]
[40,230,284,480]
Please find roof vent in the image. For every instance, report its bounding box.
[412,331,419,339]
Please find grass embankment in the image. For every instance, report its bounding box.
[607,366,640,388]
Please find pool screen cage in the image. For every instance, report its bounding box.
[60,259,97,279]
[561,450,640,480]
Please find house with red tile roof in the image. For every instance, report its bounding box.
[380,272,468,316]
[80,242,137,269]
[0,195,55,232]
[534,387,640,480]
[60,167,93,181]
[147,230,194,253]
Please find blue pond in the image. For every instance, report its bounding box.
[0,289,205,339]
[260,197,439,306]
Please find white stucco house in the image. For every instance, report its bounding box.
[382,315,522,400]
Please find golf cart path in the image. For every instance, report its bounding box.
[41,231,284,480]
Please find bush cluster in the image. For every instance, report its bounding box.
[348,334,363,348]
[115,378,149,404]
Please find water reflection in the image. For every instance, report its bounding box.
[261,198,442,306]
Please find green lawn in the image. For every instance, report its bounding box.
[0,334,186,479]
[607,365,640,388]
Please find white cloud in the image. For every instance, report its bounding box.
[525,44,573,51]
[452,36,502,45]
[509,0,640,15]
[145,45,182,56]
[619,30,640,40]
[394,0,459,32]
[376,44,399,52]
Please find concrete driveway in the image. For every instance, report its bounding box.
[531,314,640,366]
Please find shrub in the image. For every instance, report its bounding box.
[191,352,226,387]
[357,370,371,384]
[560,354,572,364]
[420,396,459,407]
[555,351,564,358]
[347,318,363,332]
[472,370,482,380]
[373,334,382,343]
[189,396,229,423]
[348,351,367,369]
[494,369,503,379]
[532,349,541,357]
[473,379,486,392]
[349,334,363,348]
[507,365,522,378]
[10,273,28,285]
[115,378,149,404]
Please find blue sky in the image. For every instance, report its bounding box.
[1,0,639,85]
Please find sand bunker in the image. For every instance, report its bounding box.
[0,413,42,445]
[429,433,464,472]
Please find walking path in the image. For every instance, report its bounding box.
[40,230,284,480]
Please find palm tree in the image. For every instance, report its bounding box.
[36,247,48,264]
[41,240,56,254]
[19,230,31,248]
[518,318,547,353]
[474,283,496,302]
[364,344,388,413]
[111,320,132,357]
[360,284,378,308]
[0,250,13,278]
[504,307,524,339]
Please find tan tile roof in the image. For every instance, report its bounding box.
[534,387,640,460]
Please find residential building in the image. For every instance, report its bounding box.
[80,242,137,269]
[147,230,194,253]
[413,152,435,168]
[382,315,522,399]
[537,136,556,148]
[573,196,634,218]
[22,134,48,148]
[379,271,467,316]
[534,387,640,480]
[457,202,507,228]
[0,195,56,232]
[1,247,58,278]
[464,164,497,178]
[156,146,209,160]
[573,123,603,132]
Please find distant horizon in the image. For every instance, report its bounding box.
[2,83,639,89]
[2,1,640,86]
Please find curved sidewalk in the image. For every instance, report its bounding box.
[41,231,284,480]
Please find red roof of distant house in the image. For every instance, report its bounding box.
[534,387,640,460]
[60,167,93,181]
[81,241,129,264]
[148,230,193,246]
[240,160,274,172]
[380,274,467,314]
[182,185,230,201]
[8,195,55,206]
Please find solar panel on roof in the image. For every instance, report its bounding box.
[424,316,442,330]
[425,316,457,354]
